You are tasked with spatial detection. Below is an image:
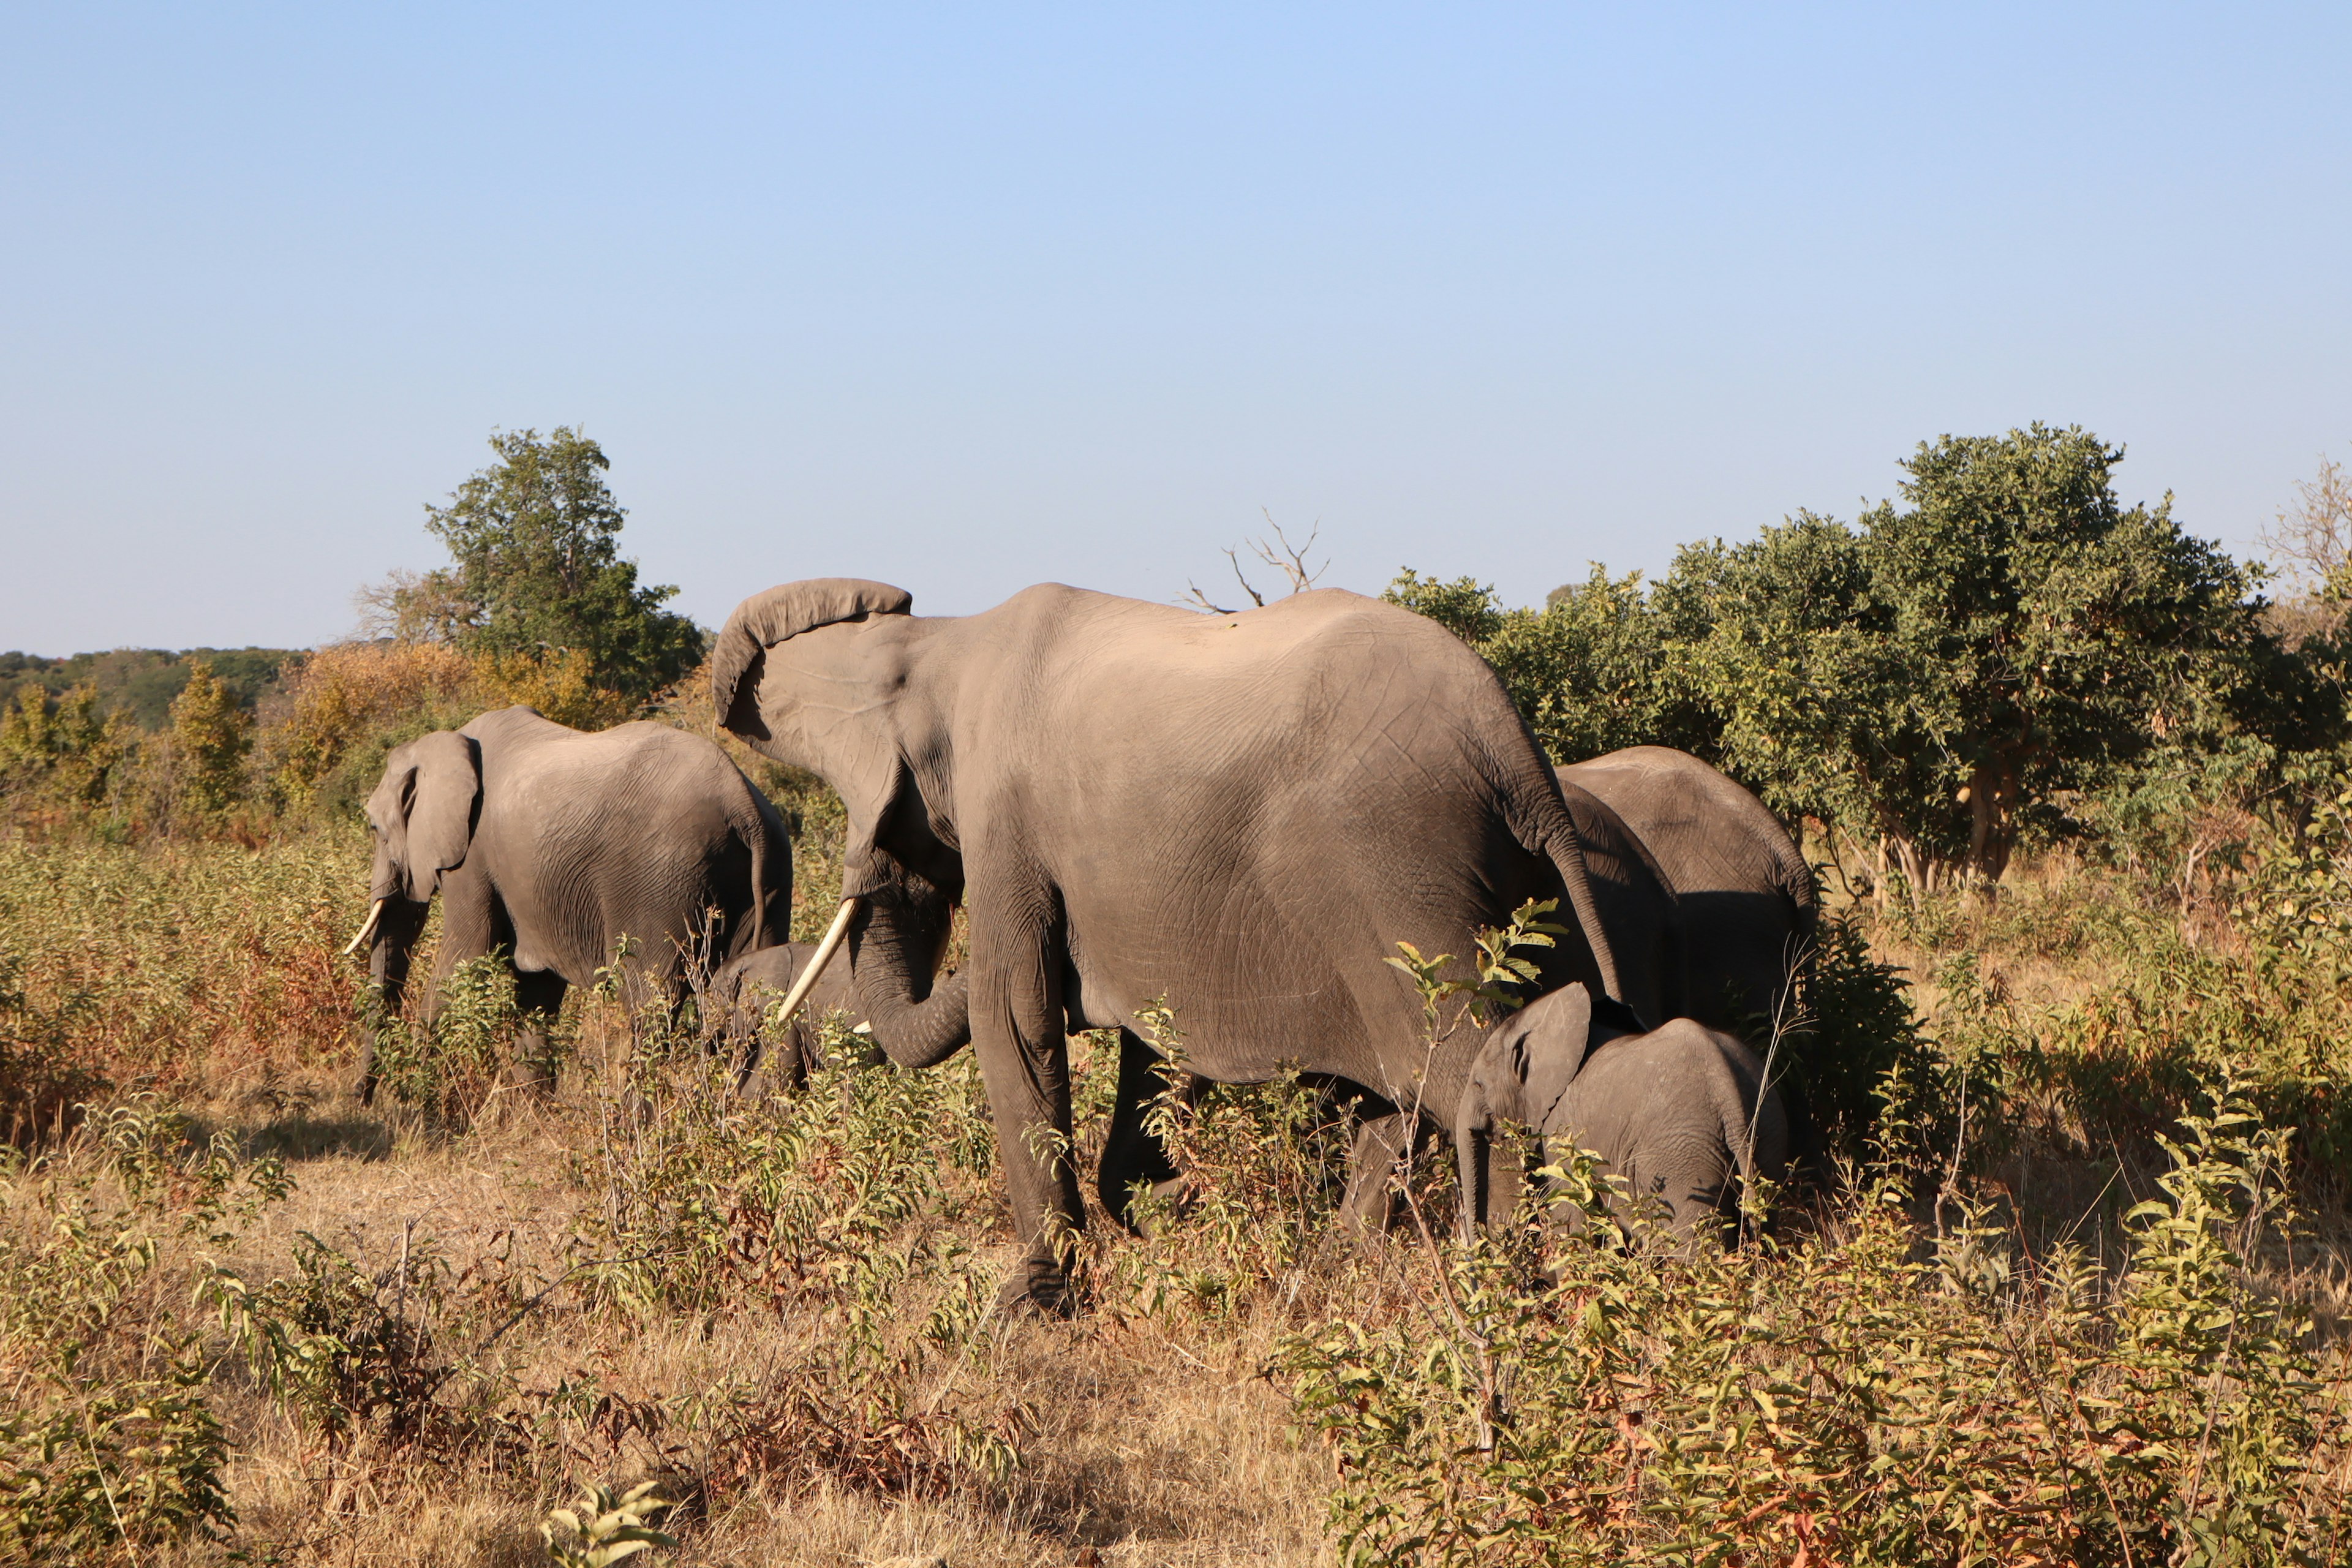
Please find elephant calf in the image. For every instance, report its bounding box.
[1455,984,1789,1246]
[707,941,922,1093]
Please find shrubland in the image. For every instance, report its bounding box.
[2,424,2350,1562]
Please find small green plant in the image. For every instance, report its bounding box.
[366,953,524,1123]
[565,1009,1022,1501]
[0,1176,236,1557]
[541,1480,674,1567]
[1106,1000,1349,1320]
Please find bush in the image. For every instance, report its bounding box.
[1279,1088,2350,1567]
[363,953,529,1126]
[0,1098,295,1560]
[0,835,367,1110]
[563,1009,1020,1501]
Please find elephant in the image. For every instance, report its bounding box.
[707,940,919,1093]
[349,705,792,1101]
[1454,982,1789,1246]
[1559,747,1817,1040]
[711,578,1629,1310]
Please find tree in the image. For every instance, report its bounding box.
[1390,424,2282,895]
[1384,567,1698,763]
[169,659,252,817]
[1858,424,2264,881]
[401,428,706,706]
[0,683,134,820]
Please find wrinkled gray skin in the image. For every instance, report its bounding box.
[1561,747,1817,1038]
[359,706,791,1101]
[708,941,921,1094]
[712,579,1627,1310]
[1455,984,1789,1246]
[1337,778,1676,1231]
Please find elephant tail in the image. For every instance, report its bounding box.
[1544,829,1629,1022]
[734,812,788,962]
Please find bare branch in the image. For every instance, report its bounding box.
[1178,513,1329,613]
[2260,454,2352,592]
[1180,579,1240,615]
[1247,512,1327,595]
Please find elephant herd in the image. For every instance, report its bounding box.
[350,579,1817,1311]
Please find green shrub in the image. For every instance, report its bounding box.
[1280,1083,2349,1567]
[564,1013,1019,1500]
[0,1102,297,1559]
[365,953,528,1124]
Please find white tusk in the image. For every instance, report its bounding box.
[771,897,859,1033]
[341,899,386,958]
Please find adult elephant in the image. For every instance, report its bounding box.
[712,578,1627,1310]
[1560,746,1817,1039]
[347,706,792,1101]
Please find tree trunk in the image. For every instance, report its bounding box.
[1965,751,2020,885]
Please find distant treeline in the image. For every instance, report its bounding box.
[0,647,297,730]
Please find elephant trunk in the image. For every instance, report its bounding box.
[848,872,973,1070]
[360,897,430,1104]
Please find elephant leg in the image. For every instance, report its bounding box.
[1340,1110,1414,1234]
[360,898,431,1104]
[420,870,500,1028]
[509,970,568,1093]
[968,906,1085,1314]
[1098,1028,1189,1234]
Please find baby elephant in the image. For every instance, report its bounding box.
[707,942,898,1094]
[1455,984,1789,1246]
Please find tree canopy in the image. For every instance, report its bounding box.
[1390,424,2312,892]
[390,428,705,707]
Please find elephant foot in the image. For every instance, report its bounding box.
[994,1254,1079,1319]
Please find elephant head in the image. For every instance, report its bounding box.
[711,578,970,1069]
[361,730,483,907]
[1454,983,1634,1231]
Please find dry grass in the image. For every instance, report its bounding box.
[6,827,2351,1565]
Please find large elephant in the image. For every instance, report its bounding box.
[1455,982,1789,1246]
[712,579,1627,1309]
[350,706,792,1101]
[1560,747,1817,1039]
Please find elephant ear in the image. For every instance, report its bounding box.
[396,731,481,901]
[712,579,914,737]
[1515,982,1596,1133]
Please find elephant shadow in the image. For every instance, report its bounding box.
[238,1110,396,1163]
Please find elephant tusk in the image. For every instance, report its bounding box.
[769,897,859,1033]
[341,899,386,958]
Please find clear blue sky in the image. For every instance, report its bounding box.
[5,4,2349,654]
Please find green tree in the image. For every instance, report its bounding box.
[1857,424,2264,880]
[407,428,706,705]
[1391,424,2282,894]
[0,684,134,820]
[169,659,252,817]
[1384,567,1697,761]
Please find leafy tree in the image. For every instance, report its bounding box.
[1393,424,2285,892]
[1384,567,1697,761]
[1856,424,2265,880]
[398,428,705,706]
[169,659,252,817]
[0,684,134,818]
